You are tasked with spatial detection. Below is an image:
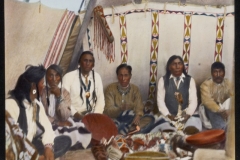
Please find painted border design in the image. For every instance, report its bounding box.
[104,9,234,18]
[214,16,224,62]
[182,12,192,73]
[148,10,159,100]
[119,14,128,64]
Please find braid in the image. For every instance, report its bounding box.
[60,80,62,96]
[79,68,84,104]
[45,76,50,106]
[92,70,97,107]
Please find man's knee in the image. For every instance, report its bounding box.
[54,135,71,158]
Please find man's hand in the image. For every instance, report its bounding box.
[38,155,45,160]
[58,120,72,127]
[120,104,130,111]
[50,85,61,97]
[44,146,54,160]
[218,109,228,121]
[167,114,177,121]
[73,112,84,121]
[132,115,141,125]
[180,114,190,124]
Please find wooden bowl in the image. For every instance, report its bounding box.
[186,129,225,147]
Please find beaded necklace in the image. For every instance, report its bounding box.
[79,68,92,112]
[117,83,131,95]
[117,84,131,105]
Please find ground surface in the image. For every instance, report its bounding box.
[61,148,95,160]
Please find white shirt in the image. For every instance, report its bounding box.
[5,99,55,145]
[62,69,105,115]
[157,73,198,116]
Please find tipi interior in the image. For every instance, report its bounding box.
[5,0,235,159]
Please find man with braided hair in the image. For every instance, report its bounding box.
[63,51,105,121]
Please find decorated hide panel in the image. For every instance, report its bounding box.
[221,17,234,83]
[82,2,234,101]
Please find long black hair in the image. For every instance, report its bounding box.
[45,64,63,106]
[78,51,97,111]
[9,64,46,104]
[165,55,189,86]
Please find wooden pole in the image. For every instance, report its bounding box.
[67,0,97,72]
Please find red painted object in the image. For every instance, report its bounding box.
[186,129,225,146]
[82,113,118,142]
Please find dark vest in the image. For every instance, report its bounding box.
[163,75,191,116]
[9,98,45,141]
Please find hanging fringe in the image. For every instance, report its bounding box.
[93,6,115,62]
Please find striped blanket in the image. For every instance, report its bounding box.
[43,10,76,68]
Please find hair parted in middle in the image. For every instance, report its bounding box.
[116,63,132,75]
[45,64,63,106]
[78,50,95,64]
[78,51,97,111]
[164,55,189,87]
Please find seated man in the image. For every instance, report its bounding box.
[5,65,71,160]
[41,64,92,149]
[63,51,105,121]
[200,62,233,130]
[157,55,202,134]
[6,110,41,160]
[103,64,155,135]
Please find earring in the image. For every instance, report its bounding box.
[32,89,36,94]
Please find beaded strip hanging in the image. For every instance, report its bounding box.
[214,15,224,62]
[93,5,115,62]
[148,10,159,100]
[119,14,128,64]
[182,12,192,73]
